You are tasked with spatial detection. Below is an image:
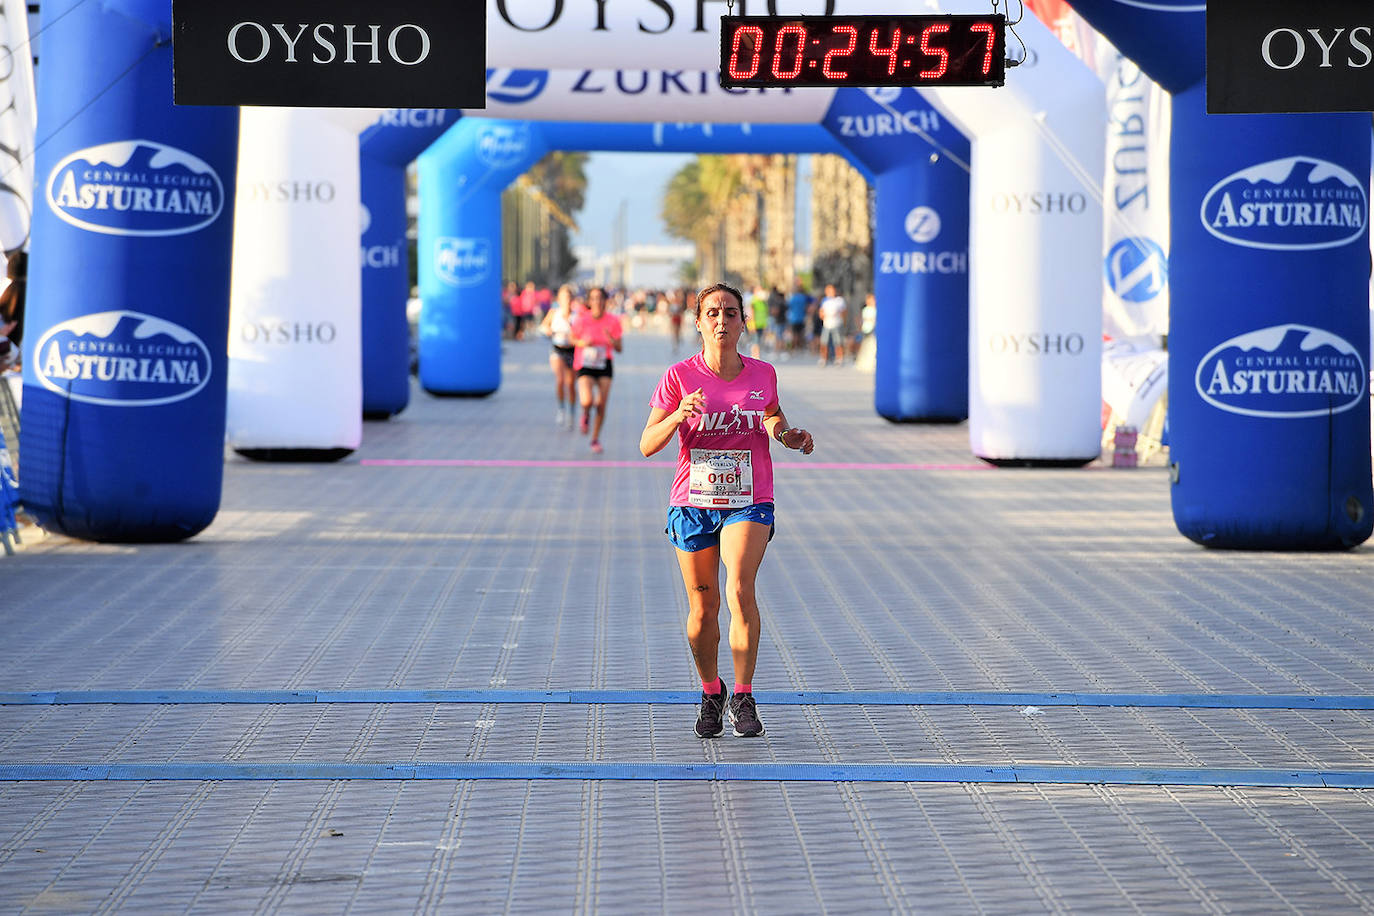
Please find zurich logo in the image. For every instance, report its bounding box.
[863,87,902,106]
[47,140,224,237]
[1104,237,1167,303]
[34,311,212,407]
[903,206,941,244]
[1195,324,1366,419]
[434,237,491,288]
[486,69,549,105]
[476,123,531,168]
[1200,156,1366,251]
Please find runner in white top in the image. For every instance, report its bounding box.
[540,284,578,427]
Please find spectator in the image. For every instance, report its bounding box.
[785,279,810,354]
[767,285,787,353]
[858,292,876,349]
[0,250,26,350]
[818,283,848,366]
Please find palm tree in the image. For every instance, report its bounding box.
[662,155,747,281]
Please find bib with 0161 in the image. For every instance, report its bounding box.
[580,345,608,369]
[688,449,753,508]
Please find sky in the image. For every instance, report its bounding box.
[571,151,814,261]
[571,152,694,257]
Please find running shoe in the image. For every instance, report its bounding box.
[728,692,765,737]
[695,680,729,738]
[556,408,566,426]
[579,413,589,434]
[590,440,603,454]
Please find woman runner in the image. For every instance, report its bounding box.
[570,286,623,454]
[639,282,815,738]
[540,284,578,427]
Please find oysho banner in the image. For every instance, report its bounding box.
[228,108,363,458]
[1208,0,1374,113]
[173,0,485,108]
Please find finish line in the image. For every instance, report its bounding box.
[0,761,1370,788]
[3,689,1373,711]
[360,458,993,471]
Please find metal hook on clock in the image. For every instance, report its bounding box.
[995,0,1028,67]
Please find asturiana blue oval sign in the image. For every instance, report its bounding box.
[1200,156,1366,251]
[46,140,225,237]
[1194,324,1366,419]
[34,311,213,407]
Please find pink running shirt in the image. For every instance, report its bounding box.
[649,353,779,507]
[571,311,623,371]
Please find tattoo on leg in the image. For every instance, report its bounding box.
[694,584,710,592]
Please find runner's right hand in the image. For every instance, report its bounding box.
[677,388,705,424]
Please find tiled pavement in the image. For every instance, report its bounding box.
[2,325,1373,913]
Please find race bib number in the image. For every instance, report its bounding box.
[688,449,753,508]
[581,345,607,369]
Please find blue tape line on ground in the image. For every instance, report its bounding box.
[2,690,1373,710]
[0,761,1371,788]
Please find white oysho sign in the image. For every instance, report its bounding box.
[228,108,363,451]
[922,2,1105,462]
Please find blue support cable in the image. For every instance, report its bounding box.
[0,761,1371,788]
[2,689,1373,710]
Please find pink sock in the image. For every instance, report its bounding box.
[734,683,751,694]
[702,677,723,695]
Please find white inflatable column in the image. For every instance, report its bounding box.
[924,10,1106,465]
[227,109,366,461]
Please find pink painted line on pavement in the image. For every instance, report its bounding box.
[361,459,991,471]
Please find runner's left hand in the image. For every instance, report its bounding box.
[784,428,814,455]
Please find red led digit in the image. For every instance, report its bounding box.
[868,26,901,76]
[772,23,807,78]
[919,23,950,79]
[728,25,765,80]
[970,21,996,75]
[821,25,857,79]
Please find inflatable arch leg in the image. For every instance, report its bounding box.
[965,120,1104,466]
[417,120,546,396]
[20,0,238,542]
[1168,86,1372,548]
[359,110,461,418]
[872,157,971,422]
[923,9,1107,465]
[361,154,412,418]
[823,88,972,423]
[227,109,363,462]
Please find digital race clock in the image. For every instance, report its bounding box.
[719,14,1006,89]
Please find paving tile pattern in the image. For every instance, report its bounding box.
[2,329,1373,913]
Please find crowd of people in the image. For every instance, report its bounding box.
[510,277,875,367]
[506,275,874,460]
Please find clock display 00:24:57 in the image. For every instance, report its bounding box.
[719,15,1006,89]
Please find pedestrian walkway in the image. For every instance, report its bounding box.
[2,330,1373,913]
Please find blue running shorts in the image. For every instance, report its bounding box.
[665,502,775,553]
